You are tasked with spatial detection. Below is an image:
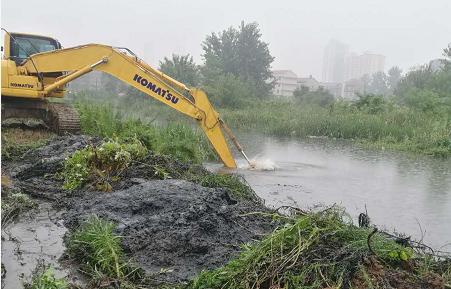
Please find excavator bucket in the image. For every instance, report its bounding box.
[191,89,237,168]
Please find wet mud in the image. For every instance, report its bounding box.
[2,135,274,283]
[1,203,76,289]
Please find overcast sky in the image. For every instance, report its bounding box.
[2,0,450,80]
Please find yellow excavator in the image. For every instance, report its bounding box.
[1,30,251,168]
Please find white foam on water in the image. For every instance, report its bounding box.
[240,158,278,171]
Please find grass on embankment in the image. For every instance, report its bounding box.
[189,207,451,289]
[66,209,451,289]
[221,100,451,156]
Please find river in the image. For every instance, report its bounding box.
[209,134,451,250]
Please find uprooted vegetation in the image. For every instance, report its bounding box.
[189,208,451,289]
[61,136,259,202]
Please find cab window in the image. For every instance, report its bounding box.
[10,34,59,64]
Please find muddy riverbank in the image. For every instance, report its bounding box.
[1,135,275,285]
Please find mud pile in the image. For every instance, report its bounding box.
[3,135,275,283]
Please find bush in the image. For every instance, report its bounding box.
[354,94,389,114]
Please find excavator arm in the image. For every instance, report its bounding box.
[18,44,246,168]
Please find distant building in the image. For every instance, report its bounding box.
[297,75,320,91]
[342,78,364,100]
[323,39,385,83]
[319,82,343,99]
[272,70,299,97]
[322,40,349,83]
[357,52,385,78]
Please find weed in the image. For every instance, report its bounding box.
[1,192,37,226]
[191,173,261,203]
[188,207,445,289]
[62,138,147,190]
[67,215,142,283]
[27,267,68,289]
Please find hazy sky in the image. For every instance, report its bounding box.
[2,0,450,80]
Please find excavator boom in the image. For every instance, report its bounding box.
[1,36,244,168]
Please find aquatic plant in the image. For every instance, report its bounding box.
[63,138,147,191]
[221,100,450,156]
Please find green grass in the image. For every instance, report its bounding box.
[190,173,261,203]
[188,207,448,289]
[74,100,214,163]
[27,267,68,289]
[221,100,451,156]
[67,215,142,283]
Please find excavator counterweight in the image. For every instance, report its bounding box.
[1,30,249,168]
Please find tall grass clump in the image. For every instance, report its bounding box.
[189,207,447,289]
[67,215,141,282]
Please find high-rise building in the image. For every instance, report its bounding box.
[323,40,385,82]
[322,40,349,82]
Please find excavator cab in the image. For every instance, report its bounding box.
[7,33,61,65]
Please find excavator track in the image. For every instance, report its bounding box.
[1,97,81,135]
[47,103,81,135]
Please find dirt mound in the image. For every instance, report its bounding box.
[3,135,274,283]
[64,179,273,282]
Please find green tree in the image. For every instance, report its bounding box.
[159,54,200,87]
[387,66,402,92]
[202,21,275,97]
[366,72,389,95]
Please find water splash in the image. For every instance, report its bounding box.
[240,158,278,171]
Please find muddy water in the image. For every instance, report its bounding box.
[210,134,451,250]
[1,203,78,289]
